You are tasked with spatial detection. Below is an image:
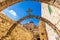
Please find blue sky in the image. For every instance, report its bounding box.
[3,1,41,26]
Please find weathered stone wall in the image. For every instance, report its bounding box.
[3,24,33,40]
[0,13,33,40]
[42,3,60,40]
[0,12,14,39]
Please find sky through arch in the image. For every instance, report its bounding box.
[3,1,41,26]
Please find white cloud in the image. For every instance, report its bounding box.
[9,10,17,16]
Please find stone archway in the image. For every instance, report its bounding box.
[3,15,60,39]
[0,0,60,40]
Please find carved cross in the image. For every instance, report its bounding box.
[26,8,33,16]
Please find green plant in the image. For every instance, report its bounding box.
[48,5,52,14]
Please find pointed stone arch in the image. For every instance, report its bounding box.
[0,0,60,40]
